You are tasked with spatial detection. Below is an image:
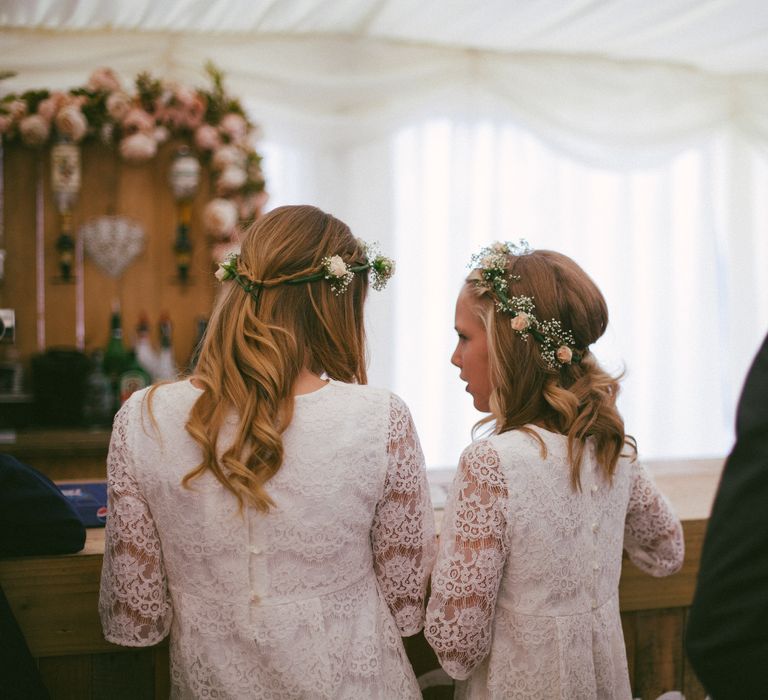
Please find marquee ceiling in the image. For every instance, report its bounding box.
[2,0,767,76]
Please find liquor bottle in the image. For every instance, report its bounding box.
[82,350,113,428]
[155,312,177,381]
[119,351,152,406]
[135,312,158,380]
[102,302,129,411]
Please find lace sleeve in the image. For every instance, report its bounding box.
[425,440,509,680]
[98,397,172,646]
[624,459,685,577]
[371,393,436,636]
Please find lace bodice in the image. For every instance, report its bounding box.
[99,379,436,699]
[425,427,684,700]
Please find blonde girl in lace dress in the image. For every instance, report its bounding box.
[425,243,684,700]
[99,205,436,699]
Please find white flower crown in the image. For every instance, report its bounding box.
[470,240,580,370]
[216,243,395,298]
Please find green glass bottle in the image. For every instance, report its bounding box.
[119,351,152,406]
[102,303,129,412]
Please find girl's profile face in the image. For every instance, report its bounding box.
[451,285,492,412]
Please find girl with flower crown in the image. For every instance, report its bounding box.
[98,205,435,699]
[424,243,684,699]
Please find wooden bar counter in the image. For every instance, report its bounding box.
[0,458,722,699]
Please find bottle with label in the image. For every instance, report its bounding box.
[155,313,177,381]
[119,351,152,406]
[135,312,158,380]
[82,350,113,428]
[102,302,129,411]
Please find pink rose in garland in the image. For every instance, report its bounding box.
[19,115,50,146]
[0,62,267,260]
[55,105,88,142]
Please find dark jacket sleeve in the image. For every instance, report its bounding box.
[0,453,86,557]
[685,332,768,699]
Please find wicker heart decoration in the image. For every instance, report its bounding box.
[81,216,145,278]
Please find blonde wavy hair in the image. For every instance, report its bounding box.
[467,249,636,489]
[184,205,369,511]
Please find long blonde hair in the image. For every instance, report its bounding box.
[184,205,369,511]
[468,249,635,488]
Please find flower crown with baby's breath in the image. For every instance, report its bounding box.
[470,240,581,370]
[215,242,395,299]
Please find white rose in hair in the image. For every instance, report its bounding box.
[510,313,530,331]
[203,198,238,237]
[327,256,348,278]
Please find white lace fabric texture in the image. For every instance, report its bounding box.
[99,380,436,699]
[425,428,685,700]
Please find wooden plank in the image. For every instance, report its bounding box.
[0,538,115,656]
[633,608,685,700]
[92,649,157,699]
[619,518,706,611]
[38,654,92,700]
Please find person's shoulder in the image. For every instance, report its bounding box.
[489,426,550,455]
[328,380,403,408]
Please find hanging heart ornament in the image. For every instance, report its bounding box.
[81,215,145,278]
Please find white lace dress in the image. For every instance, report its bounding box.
[99,379,436,699]
[425,427,685,700]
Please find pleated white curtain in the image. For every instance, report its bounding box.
[260,122,768,467]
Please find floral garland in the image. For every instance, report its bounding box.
[0,62,266,252]
[215,244,396,298]
[470,240,580,369]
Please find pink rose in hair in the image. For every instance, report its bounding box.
[510,313,530,331]
[556,346,573,364]
[55,105,88,142]
[0,115,13,135]
[119,132,157,162]
[19,114,50,146]
[87,67,122,93]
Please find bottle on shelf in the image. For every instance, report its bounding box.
[102,301,129,412]
[155,312,177,381]
[135,312,158,380]
[82,349,113,428]
[119,351,152,406]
